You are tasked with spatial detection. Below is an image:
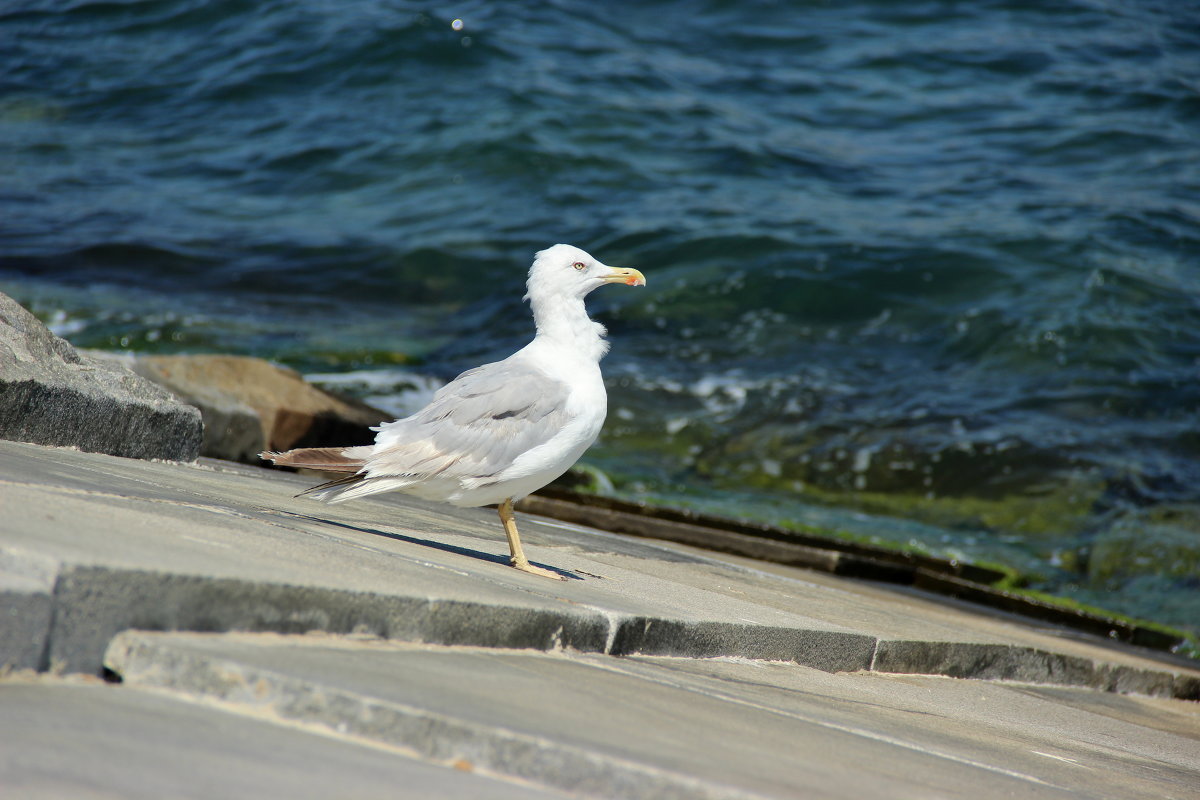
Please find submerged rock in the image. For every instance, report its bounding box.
[690,422,1104,540]
[1088,516,1200,584]
[88,353,391,463]
[0,293,203,461]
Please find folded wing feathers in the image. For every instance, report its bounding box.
[369,358,572,484]
[261,356,574,503]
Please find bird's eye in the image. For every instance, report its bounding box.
[572,261,586,271]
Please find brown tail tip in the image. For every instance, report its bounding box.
[260,451,280,463]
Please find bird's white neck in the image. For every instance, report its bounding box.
[529,294,610,362]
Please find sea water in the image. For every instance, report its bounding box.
[2,1,1198,637]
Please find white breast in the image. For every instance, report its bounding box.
[449,340,608,507]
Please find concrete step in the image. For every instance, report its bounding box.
[3,439,1200,799]
[104,630,1200,800]
[0,676,567,799]
[2,439,1197,699]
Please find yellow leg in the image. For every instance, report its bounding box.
[498,499,564,580]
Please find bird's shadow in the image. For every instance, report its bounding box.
[288,513,583,581]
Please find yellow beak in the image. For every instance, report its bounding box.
[602,267,646,287]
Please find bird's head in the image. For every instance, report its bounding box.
[525,244,645,303]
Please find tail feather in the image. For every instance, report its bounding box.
[305,475,418,504]
[296,472,367,500]
[260,445,411,503]
[259,446,371,472]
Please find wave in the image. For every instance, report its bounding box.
[4,0,1200,634]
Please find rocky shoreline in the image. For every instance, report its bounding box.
[2,290,1195,659]
[2,290,390,465]
[3,290,1199,797]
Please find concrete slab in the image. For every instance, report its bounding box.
[1,439,1198,696]
[641,539,1200,696]
[0,548,57,670]
[0,441,870,674]
[610,654,1200,797]
[0,677,566,799]
[105,632,1200,800]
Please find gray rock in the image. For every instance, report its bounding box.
[0,293,202,461]
[86,352,390,463]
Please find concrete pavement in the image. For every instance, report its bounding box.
[1,675,565,800]
[2,439,1198,798]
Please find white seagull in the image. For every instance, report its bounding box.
[261,244,646,580]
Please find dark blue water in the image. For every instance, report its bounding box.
[3,1,1199,639]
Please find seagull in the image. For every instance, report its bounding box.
[261,244,646,580]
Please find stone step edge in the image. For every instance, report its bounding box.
[519,494,1187,653]
[6,558,1197,699]
[105,631,769,800]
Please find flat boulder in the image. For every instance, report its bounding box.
[118,354,391,463]
[0,293,203,461]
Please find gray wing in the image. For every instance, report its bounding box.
[367,356,572,482]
